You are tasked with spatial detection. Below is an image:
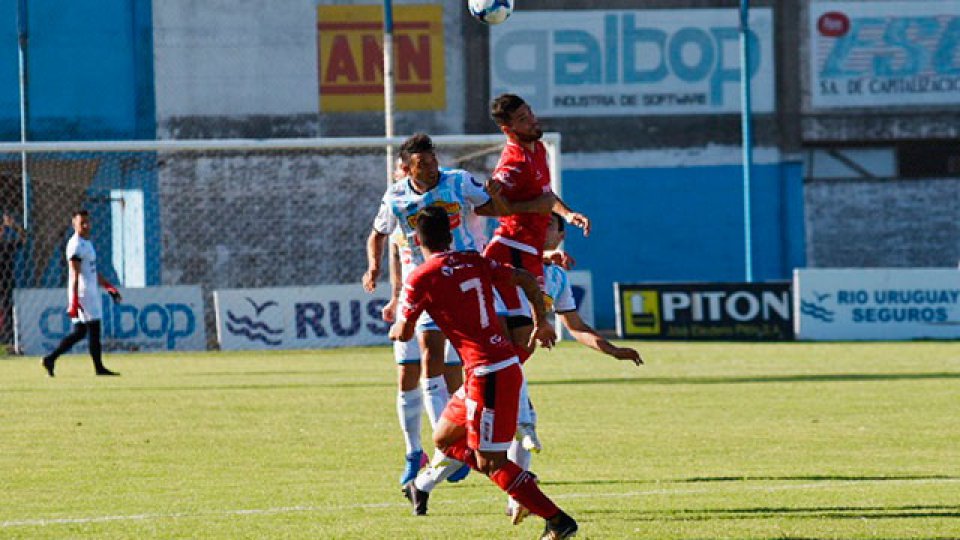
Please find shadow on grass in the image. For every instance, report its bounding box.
[678,474,960,483]
[543,474,960,488]
[2,381,395,393]
[533,372,960,387]
[596,503,960,522]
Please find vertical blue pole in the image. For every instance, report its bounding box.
[383,0,396,183]
[16,0,30,231]
[739,0,754,282]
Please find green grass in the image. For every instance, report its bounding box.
[1,341,958,539]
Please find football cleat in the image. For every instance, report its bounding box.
[446,463,471,483]
[41,356,55,377]
[509,503,531,525]
[95,368,120,376]
[399,450,426,486]
[540,511,578,539]
[517,423,542,453]
[402,481,429,516]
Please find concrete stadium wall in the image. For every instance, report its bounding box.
[152,0,468,138]
[805,178,960,269]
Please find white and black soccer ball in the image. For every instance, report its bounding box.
[468,0,514,25]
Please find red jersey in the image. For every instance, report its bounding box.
[491,140,553,254]
[400,251,517,374]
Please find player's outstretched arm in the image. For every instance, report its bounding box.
[511,268,556,349]
[559,311,642,366]
[552,196,591,237]
[363,229,388,292]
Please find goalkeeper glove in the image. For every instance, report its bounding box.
[104,284,122,303]
[67,297,81,318]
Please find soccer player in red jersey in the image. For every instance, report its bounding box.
[483,93,591,352]
[389,206,578,539]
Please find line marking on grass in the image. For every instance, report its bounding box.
[3,477,957,528]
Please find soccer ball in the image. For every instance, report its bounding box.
[468,0,514,25]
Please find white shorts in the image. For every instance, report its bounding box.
[75,292,103,323]
[393,333,463,367]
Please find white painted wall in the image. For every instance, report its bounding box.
[153,0,320,119]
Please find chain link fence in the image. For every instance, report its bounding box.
[0,135,559,353]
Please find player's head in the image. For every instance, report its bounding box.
[415,206,452,254]
[544,212,566,251]
[491,93,542,143]
[71,210,91,238]
[400,133,439,186]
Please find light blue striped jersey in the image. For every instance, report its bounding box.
[543,263,577,314]
[373,168,491,267]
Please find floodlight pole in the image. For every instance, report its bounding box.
[383,0,396,184]
[16,0,30,230]
[739,0,754,283]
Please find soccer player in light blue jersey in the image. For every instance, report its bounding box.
[363,133,518,486]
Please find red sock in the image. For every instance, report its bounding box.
[489,460,559,519]
[442,439,478,470]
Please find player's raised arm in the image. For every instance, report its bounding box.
[559,310,642,366]
[551,196,590,237]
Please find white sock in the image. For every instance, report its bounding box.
[517,375,535,425]
[506,439,532,509]
[421,375,449,429]
[397,389,423,455]
[414,449,464,493]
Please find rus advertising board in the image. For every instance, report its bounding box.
[490,9,775,117]
[14,286,206,355]
[810,1,960,109]
[794,268,960,341]
[615,282,793,341]
[214,284,392,351]
[317,4,445,112]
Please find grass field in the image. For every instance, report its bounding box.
[1,341,958,539]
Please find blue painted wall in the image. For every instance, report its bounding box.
[564,161,806,330]
[0,0,155,141]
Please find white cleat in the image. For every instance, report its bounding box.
[517,423,542,453]
[509,503,531,525]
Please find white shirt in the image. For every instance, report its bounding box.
[65,233,103,321]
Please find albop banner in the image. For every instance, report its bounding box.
[317,4,446,112]
[14,286,206,355]
[810,1,960,109]
[490,9,775,117]
[214,284,392,351]
[794,268,960,340]
[615,282,793,341]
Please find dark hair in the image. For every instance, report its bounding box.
[416,206,452,252]
[551,212,565,233]
[490,93,526,126]
[399,133,435,165]
[72,210,89,218]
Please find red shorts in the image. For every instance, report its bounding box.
[442,361,522,452]
[483,239,544,317]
